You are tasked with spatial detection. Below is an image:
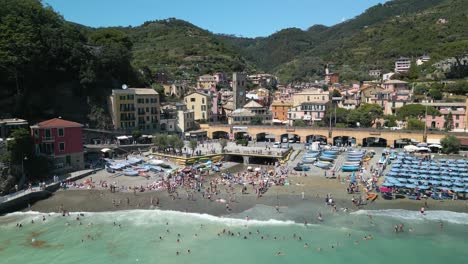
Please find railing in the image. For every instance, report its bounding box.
[42,136,54,141]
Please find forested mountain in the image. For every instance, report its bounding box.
[0,0,467,122]
[222,0,468,82]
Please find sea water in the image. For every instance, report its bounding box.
[1,203,467,264]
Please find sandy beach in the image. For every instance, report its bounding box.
[28,175,468,216]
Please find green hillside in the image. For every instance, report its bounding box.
[122,18,255,80]
[223,0,468,82]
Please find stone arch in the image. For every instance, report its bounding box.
[212,131,229,139]
[306,135,327,144]
[234,131,250,140]
[333,136,356,146]
[362,137,387,147]
[280,133,301,143]
[394,138,413,148]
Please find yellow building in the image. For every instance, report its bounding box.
[292,88,329,107]
[197,74,217,89]
[109,88,160,131]
[184,91,212,121]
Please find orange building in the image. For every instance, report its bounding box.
[271,101,293,123]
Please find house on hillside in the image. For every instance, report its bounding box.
[394,57,411,73]
[30,118,84,171]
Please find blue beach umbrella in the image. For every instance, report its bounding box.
[382,182,394,187]
[454,182,465,187]
[394,182,405,187]
[417,185,430,190]
[441,181,452,186]
[405,184,416,189]
[452,187,465,193]
[407,179,418,183]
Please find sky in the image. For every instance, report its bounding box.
[44,0,387,38]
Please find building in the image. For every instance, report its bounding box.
[184,91,212,121]
[247,73,277,87]
[422,100,468,132]
[0,118,28,139]
[197,74,217,89]
[292,88,329,107]
[383,80,409,92]
[395,57,411,73]
[288,101,327,126]
[162,83,189,97]
[30,118,84,170]
[271,101,293,123]
[160,103,195,134]
[368,70,382,78]
[416,55,431,66]
[324,64,339,84]
[109,88,160,131]
[382,72,395,81]
[232,72,247,110]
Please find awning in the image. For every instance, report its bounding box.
[303,115,311,121]
[100,148,112,153]
[272,119,283,123]
[116,136,128,140]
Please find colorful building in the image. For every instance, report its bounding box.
[109,88,160,131]
[30,118,84,170]
[271,101,293,122]
[184,91,212,121]
[423,100,468,132]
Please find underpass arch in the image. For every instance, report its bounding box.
[362,137,388,147]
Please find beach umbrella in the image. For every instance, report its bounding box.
[405,184,417,189]
[382,182,394,187]
[441,176,452,180]
[452,187,465,193]
[441,181,452,186]
[394,183,405,187]
[420,175,431,179]
[429,171,440,175]
[454,182,465,187]
[452,177,463,181]
[429,180,440,185]
[417,185,430,190]
[407,179,418,183]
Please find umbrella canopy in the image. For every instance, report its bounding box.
[452,187,465,193]
[404,145,419,152]
[382,182,394,187]
[417,185,430,190]
[405,184,417,189]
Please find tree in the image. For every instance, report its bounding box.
[383,114,397,127]
[428,88,442,100]
[406,118,425,130]
[348,104,383,127]
[440,135,461,154]
[324,107,349,126]
[331,89,341,98]
[172,136,185,154]
[5,129,34,165]
[132,130,142,141]
[152,134,168,152]
[293,120,307,127]
[407,63,419,80]
[444,112,453,131]
[250,116,263,125]
[396,104,440,120]
[189,139,198,156]
[219,138,228,153]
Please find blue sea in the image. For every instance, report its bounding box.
[1,203,467,264]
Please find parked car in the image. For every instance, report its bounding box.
[288,138,296,143]
[273,142,281,148]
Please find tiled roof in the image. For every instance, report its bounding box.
[36,118,82,128]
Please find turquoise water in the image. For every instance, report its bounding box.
[1,203,468,264]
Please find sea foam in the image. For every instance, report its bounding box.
[353,209,468,225]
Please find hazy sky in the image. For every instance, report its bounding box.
[44,0,386,37]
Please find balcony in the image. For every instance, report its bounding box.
[42,136,55,142]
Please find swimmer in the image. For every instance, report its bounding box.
[276,251,285,256]
[304,243,309,248]
[274,236,277,240]
[317,213,323,222]
[194,234,198,237]
[177,239,180,243]
[256,229,260,234]
[298,236,302,241]
[177,234,181,237]
[261,236,264,240]
[187,249,191,254]
[159,236,163,240]
[316,247,321,252]
[420,207,425,215]
[42,216,46,221]
[166,229,170,233]
[31,220,34,224]
[176,251,179,256]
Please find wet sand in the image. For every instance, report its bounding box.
[27,176,468,216]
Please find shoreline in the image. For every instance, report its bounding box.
[25,181,468,217]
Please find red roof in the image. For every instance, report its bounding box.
[36,118,83,128]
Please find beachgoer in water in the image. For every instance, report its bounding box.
[176,252,179,256]
[420,207,425,215]
[187,249,191,254]
[399,224,404,232]
[304,243,309,248]
[276,251,285,256]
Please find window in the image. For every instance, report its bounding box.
[58,128,64,137]
[191,98,196,102]
[59,142,65,151]
[145,98,149,104]
[456,114,459,120]
[455,123,459,128]
[33,129,39,137]
[202,98,205,104]
[307,96,310,101]
[45,129,51,139]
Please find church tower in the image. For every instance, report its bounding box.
[232,72,246,110]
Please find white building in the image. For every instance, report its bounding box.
[395,57,411,73]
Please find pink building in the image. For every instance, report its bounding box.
[31,118,84,170]
[288,102,327,126]
[423,100,468,132]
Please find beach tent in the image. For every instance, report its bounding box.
[404,145,418,152]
